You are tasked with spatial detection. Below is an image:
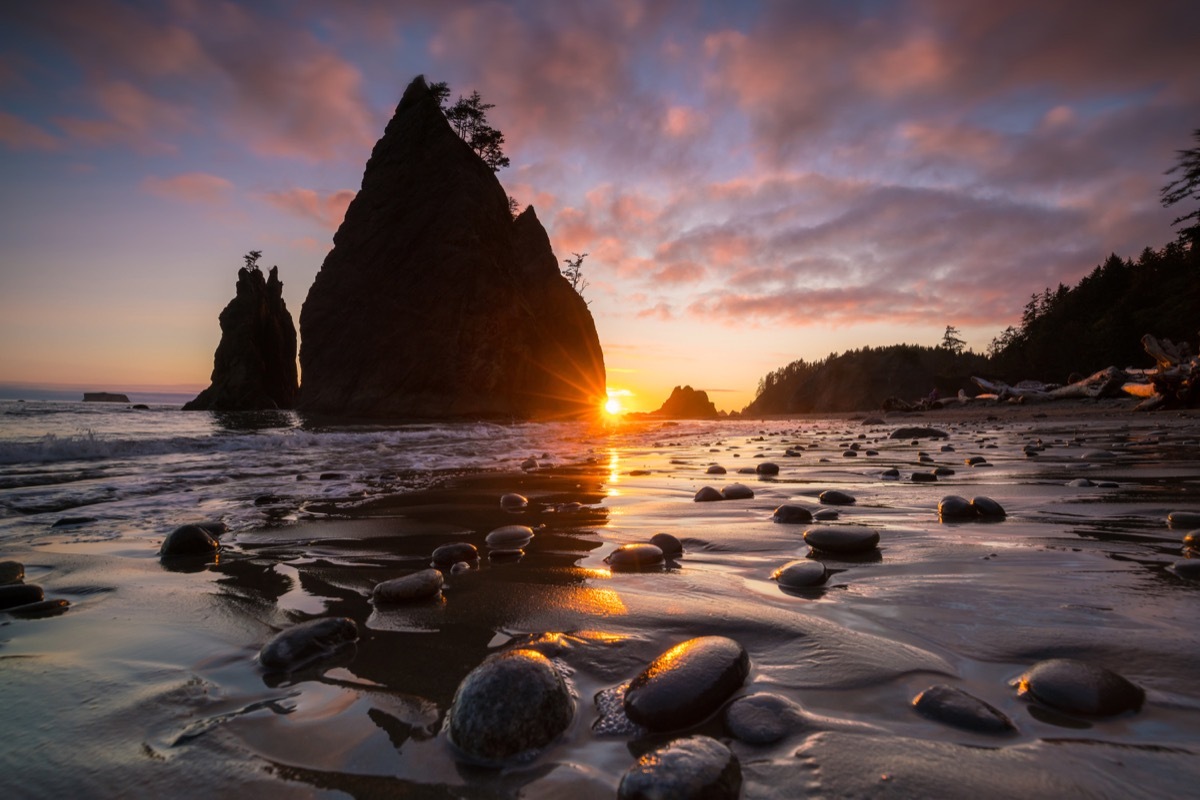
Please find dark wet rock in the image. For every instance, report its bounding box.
[941,444,955,452]
[736,467,755,474]
[432,542,479,567]
[0,560,24,585]
[933,466,955,476]
[771,559,827,590]
[784,448,803,457]
[50,516,97,528]
[499,492,528,511]
[880,468,900,480]
[5,598,70,618]
[1081,450,1116,460]
[618,736,741,800]
[842,449,858,458]
[649,533,683,557]
[724,692,805,744]
[772,504,814,525]
[651,385,719,419]
[706,464,726,475]
[813,509,840,521]
[606,543,665,572]
[450,561,472,575]
[297,76,604,419]
[624,636,750,731]
[1183,530,1200,549]
[1171,559,1200,580]
[0,583,44,610]
[259,617,359,672]
[818,490,856,506]
[372,569,444,604]
[1068,478,1096,488]
[803,526,880,554]
[756,462,779,475]
[1097,481,1119,488]
[890,427,948,439]
[318,472,346,480]
[971,496,1006,518]
[965,456,988,466]
[485,525,534,549]
[1168,511,1200,529]
[721,483,754,500]
[1016,658,1144,716]
[862,417,884,426]
[694,486,723,502]
[159,524,220,559]
[913,684,1016,734]
[184,265,298,411]
[912,471,938,483]
[521,457,540,471]
[938,495,975,521]
[448,648,573,762]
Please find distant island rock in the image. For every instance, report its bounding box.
[184,266,298,411]
[650,385,720,419]
[297,75,605,419]
[83,392,130,403]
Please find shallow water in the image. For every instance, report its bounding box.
[2,405,1199,798]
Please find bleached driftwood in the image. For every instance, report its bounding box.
[1134,335,1198,410]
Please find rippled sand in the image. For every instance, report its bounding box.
[3,405,1199,798]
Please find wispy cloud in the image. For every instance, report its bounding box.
[140,172,234,205]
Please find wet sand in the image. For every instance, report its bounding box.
[3,405,1200,798]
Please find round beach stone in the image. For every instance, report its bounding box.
[1183,530,1200,549]
[1016,658,1144,716]
[813,509,839,521]
[500,493,528,511]
[970,496,1006,518]
[159,524,219,558]
[1067,478,1096,488]
[4,598,70,618]
[911,471,938,482]
[649,533,683,557]
[0,583,44,610]
[624,636,750,731]
[938,495,975,521]
[818,490,856,506]
[606,543,666,572]
[724,692,804,744]
[1168,511,1200,529]
[1171,559,1200,580]
[771,559,827,589]
[694,486,723,502]
[448,648,573,762]
[756,462,779,475]
[706,464,727,475]
[0,560,24,585]
[520,457,539,471]
[486,525,534,549]
[432,542,479,567]
[880,468,900,480]
[913,684,1016,734]
[721,483,754,500]
[772,504,813,524]
[372,568,444,604]
[618,736,741,800]
[803,526,880,554]
[259,617,359,672]
[933,466,956,476]
[965,456,988,466]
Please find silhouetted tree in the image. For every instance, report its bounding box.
[562,252,589,298]
[441,89,510,171]
[941,325,966,355]
[1161,127,1200,244]
[243,250,262,273]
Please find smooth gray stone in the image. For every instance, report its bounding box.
[772,504,813,524]
[5,598,70,618]
[1168,511,1200,529]
[1016,658,1144,716]
[449,649,573,762]
[913,684,1016,734]
[0,561,24,585]
[803,526,880,554]
[721,483,754,500]
[499,493,528,510]
[1068,478,1096,487]
[771,559,827,589]
[259,617,358,672]
[0,583,44,610]
[971,496,1006,518]
[618,736,741,800]
[756,462,779,475]
[1172,559,1200,580]
[486,525,534,548]
[818,490,856,506]
[159,524,219,558]
[706,464,727,474]
[649,533,683,557]
[1182,530,1200,548]
[724,692,804,744]
[912,471,938,482]
[624,636,750,731]
[813,509,840,521]
[938,495,975,521]
[606,543,665,572]
[372,568,444,604]
[432,542,478,567]
[694,486,723,502]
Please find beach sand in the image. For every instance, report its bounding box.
[3,403,1199,797]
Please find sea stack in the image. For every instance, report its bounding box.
[652,385,719,419]
[184,266,298,411]
[297,75,605,419]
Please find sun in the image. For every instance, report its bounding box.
[604,396,623,416]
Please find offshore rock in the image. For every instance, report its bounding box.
[650,385,719,419]
[448,649,573,763]
[184,266,298,411]
[298,75,605,419]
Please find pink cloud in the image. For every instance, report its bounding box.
[140,172,233,204]
[637,302,674,321]
[56,81,189,152]
[0,112,60,151]
[261,188,357,230]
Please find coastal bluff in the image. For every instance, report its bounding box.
[184,266,298,411]
[297,75,605,419]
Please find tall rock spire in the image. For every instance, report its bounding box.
[297,75,605,419]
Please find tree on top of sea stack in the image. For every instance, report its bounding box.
[296,75,606,419]
[184,251,298,411]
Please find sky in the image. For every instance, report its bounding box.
[1,1,1197,413]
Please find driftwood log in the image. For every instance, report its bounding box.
[1132,335,1198,410]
